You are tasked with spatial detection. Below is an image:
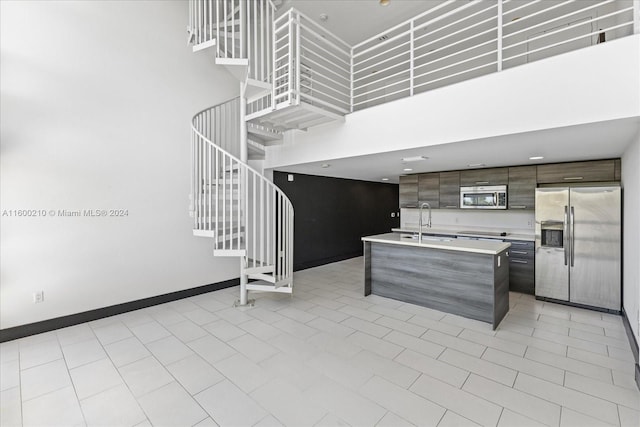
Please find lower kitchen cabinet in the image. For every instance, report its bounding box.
[506,239,534,295]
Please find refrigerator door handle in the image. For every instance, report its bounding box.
[570,206,575,267]
[563,205,569,266]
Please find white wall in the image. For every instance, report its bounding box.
[0,1,239,329]
[265,35,640,169]
[622,129,640,346]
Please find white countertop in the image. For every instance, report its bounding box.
[392,226,534,242]
[362,233,511,255]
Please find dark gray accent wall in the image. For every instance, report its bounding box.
[274,171,400,271]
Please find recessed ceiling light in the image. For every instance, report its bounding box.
[379,0,390,6]
[529,156,544,160]
[381,178,389,181]
[403,168,413,172]
[401,155,429,162]
[321,163,331,168]
[467,163,486,168]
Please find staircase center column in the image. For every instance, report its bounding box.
[238,81,249,306]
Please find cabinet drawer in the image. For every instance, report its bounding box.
[536,160,615,184]
[509,258,535,295]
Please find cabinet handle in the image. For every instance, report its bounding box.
[510,250,528,255]
[510,205,527,209]
[563,176,583,181]
[475,181,489,185]
[510,259,528,264]
[445,205,457,208]
[509,241,529,246]
[405,205,417,208]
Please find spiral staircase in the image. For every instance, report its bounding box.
[188,0,295,305]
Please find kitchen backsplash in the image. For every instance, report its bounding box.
[401,208,535,232]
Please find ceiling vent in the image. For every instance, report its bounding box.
[378,34,389,41]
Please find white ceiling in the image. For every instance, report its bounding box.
[275,118,639,183]
[279,0,439,45]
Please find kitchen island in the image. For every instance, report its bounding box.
[362,233,511,329]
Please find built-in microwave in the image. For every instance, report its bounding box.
[460,185,507,209]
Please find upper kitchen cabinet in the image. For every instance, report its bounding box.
[399,175,418,208]
[460,167,509,187]
[508,166,536,210]
[418,173,440,208]
[439,171,460,208]
[536,159,616,184]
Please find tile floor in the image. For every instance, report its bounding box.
[1,257,639,426]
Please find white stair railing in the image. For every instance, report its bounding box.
[191,98,294,286]
[188,0,275,85]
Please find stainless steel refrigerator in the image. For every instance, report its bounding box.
[535,186,621,312]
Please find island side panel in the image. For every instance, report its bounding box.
[364,241,371,296]
[370,243,494,324]
[493,250,510,328]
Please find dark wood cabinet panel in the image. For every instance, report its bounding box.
[418,173,440,208]
[506,240,534,295]
[399,175,418,208]
[536,160,615,184]
[614,159,621,181]
[508,166,536,210]
[460,168,509,187]
[439,171,460,208]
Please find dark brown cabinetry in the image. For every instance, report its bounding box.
[460,168,508,187]
[439,171,460,208]
[536,160,616,184]
[508,166,536,210]
[399,175,418,208]
[506,240,534,295]
[418,173,440,208]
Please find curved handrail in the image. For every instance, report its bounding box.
[191,97,294,284]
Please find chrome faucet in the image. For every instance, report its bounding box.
[418,202,432,244]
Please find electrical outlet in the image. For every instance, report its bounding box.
[527,219,534,228]
[33,291,44,304]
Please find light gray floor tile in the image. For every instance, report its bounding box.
[56,324,96,347]
[497,409,547,427]
[269,332,318,360]
[308,304,350,323]
[202,318,246,341]
[278,306,317,323]
[564,371,640,410]
[459,329,527,356]
[251,378,327,427]
[533,329,609,355]
[495,329,567,355]
[228,333,279,363]
[166,354,224,395]
[195,380,267,426]
[559,407,617,427]
[421,330,483,358]
[259,352,324,392]
[306,352,373,389]
[146,335,194,365]
[104,336,150,367]
[0,341,20,364]
[21,359,72,401]
[307,316,355,337]
[0,387,22,427]
[408,314,464,336]
[440,314,496,336]
[438,348,517,386]
[394,349,469,388]
[19,338,62,370]
[463,373,561,426]
[313,413,349,427]
[62,338,107,369]
[70,357,124,400]
[347,331,404,359]
[482,347,565,385]
[368,304,413,321]
[514,373,620,425]
[359,375,445,426]
[308,332,363,359]
[385,330,445,358]
[182,308,219,325]
[187,334,237,364]
[305,379,386,426]
[569,327,632,350]
[138,381,208,426]
[129,321,172,344]
[164,320,208,343]
[351,350,420,388]
[567,347,635,374]
[238,318,283,340]
[375,315,427,337]
[375,411,414,427]
[410,374,502,426]
[525,346,613,383]
[617,405,640,427]
[150,308,187,327]
[538,314,605,335]
[438,410,481,427]
[272,317,320,340]
[118,356,174,397]
[79,383,146,426]
[214,353,274,393]
[0,359,19,391]
[92,321,134,345]
[339,304,381,322]
[22,386,84,427]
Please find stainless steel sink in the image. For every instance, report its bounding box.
[402,235,452,243]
